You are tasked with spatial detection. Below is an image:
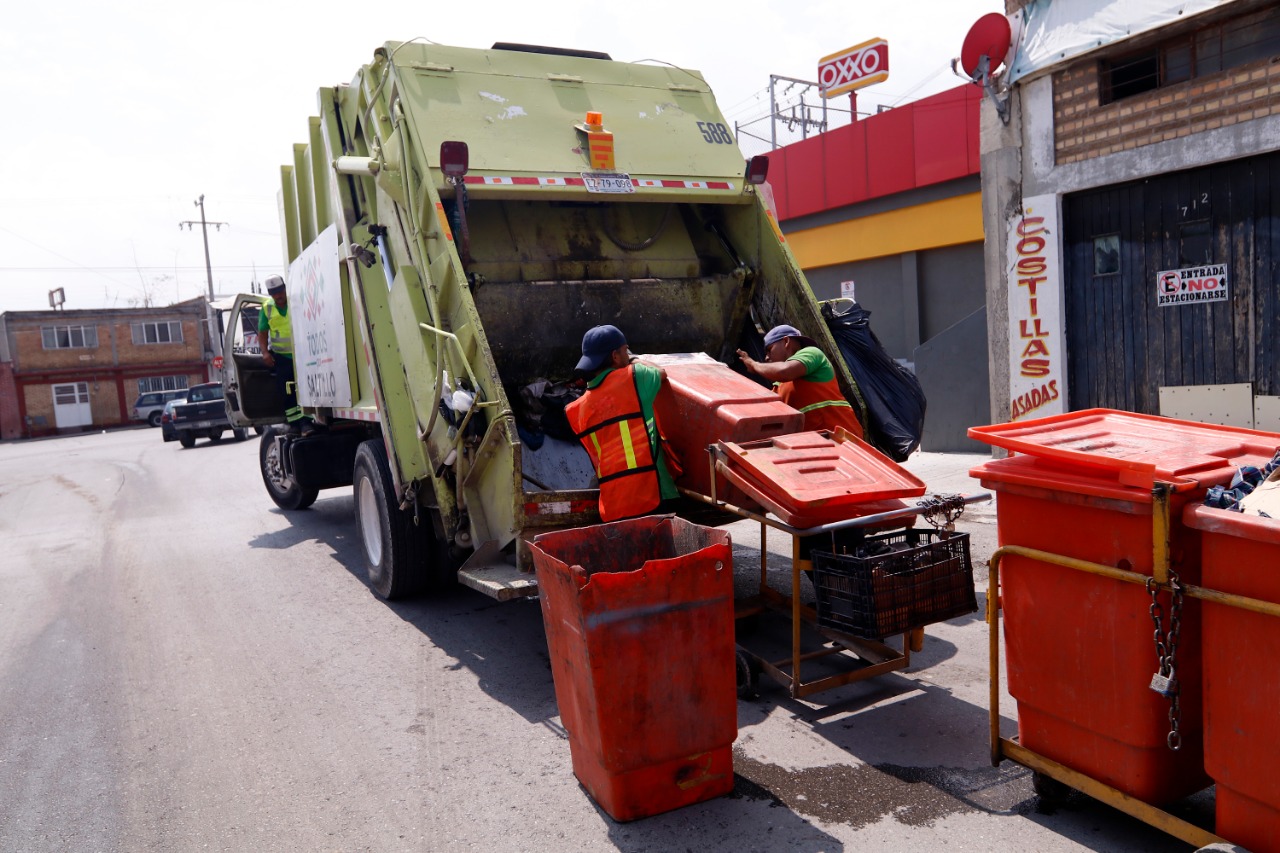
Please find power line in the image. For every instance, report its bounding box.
[0,266,274,273]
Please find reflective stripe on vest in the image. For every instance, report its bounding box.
[263,301,292,354]
[564,366,662,521]
[776,375,863,438]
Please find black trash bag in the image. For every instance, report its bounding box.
[540,383,584,442]
[822,301,926,462]
[517,379,584,443]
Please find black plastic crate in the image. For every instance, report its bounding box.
[811,529,977,639]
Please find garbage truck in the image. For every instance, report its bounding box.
[222,39,868,602]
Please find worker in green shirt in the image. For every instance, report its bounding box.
[565,325,682,521]
[256,275,311,434]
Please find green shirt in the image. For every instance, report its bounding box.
[586,362,678,499]
[786,345,836,382]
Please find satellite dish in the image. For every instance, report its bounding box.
[960,13,1013,82]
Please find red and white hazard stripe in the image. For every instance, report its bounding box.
[333,407,380,423]
[463,175,734,191]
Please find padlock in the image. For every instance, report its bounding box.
[1149,671,1178,697]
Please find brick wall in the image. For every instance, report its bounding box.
[111,317,205,366]
[1054,56,1280,165]
[0,361,19,440]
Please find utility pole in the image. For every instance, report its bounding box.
[180,195,229,379]
[179,194,228,301]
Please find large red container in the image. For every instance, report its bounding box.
[1183,505,1280,852]
[717,430,926,527]
[529,516,737,821]
[654,360,803,506]
[971,452,1216,803]
[971,411,1280,805]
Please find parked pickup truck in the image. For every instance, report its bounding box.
[171,382,247,448]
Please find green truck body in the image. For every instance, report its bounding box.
[223,40,865,600]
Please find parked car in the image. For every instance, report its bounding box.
[171,382,246,447]
[131,389,189,427]
[160,398,186,442]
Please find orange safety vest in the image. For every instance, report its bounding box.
[565,366,663,522]
[776,375,864,439]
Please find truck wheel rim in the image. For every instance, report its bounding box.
[265,440,293,490]
[358,477,383,566]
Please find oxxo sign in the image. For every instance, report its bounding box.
[819,38,890,98]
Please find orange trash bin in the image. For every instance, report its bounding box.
[972,454,1212,803]
[970,409,1280,805]
[654,359,803,507]
[529,515,737,821]
[1183,505,1280,853]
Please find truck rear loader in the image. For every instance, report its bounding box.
[223,39,867,602]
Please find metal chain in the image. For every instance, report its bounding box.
[918,494,965,533]
[1147,569,1185,751]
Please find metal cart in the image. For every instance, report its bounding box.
[682,448,990,699]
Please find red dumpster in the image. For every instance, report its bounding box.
[972,453,1212,802]
[1183,505,1280,853]
[529,515,736,821]
[970,411,1280,804]
[654,359,803,506]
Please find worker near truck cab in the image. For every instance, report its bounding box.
[565,325,682,522]
[737,324,864,439]
[257,275,309,434]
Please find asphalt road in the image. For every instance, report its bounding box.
[0,429,1205,851]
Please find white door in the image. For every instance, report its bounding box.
[52,382,92,429]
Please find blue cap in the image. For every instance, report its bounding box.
[576,325,627,373]
[763,324,809,348]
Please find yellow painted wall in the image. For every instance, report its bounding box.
[785,192,984,269]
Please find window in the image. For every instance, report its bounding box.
[53,383,89,405]
[131,320,184,345]
[41,324,98,349]
[1093,234,1121,276]
[137,376,190,394]
[1179,221,1213,267]
[1100,7,1280,104]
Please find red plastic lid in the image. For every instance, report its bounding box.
[968,409,1280,488]
[718,430,926,518]
[971,453,1163,505]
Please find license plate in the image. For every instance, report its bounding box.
[581,172,634,194]
[194,420,212,429]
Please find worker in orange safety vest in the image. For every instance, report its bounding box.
[737,324,864,439]
[565,325,682,522]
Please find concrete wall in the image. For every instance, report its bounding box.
[915,306,991,452]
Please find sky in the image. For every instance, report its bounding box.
[0,0,999,313]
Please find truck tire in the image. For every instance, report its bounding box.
[178,433,196,449]
[233,427,248,441]
[148,411,163,427]
[353,439,437,600]
[259,429,318,510]
[209,428,224,442]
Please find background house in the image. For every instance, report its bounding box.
[980,0,1280,430]
[0,298,214,439]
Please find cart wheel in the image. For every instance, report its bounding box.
[1032,771,1072,805]
[735,651,758,699]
